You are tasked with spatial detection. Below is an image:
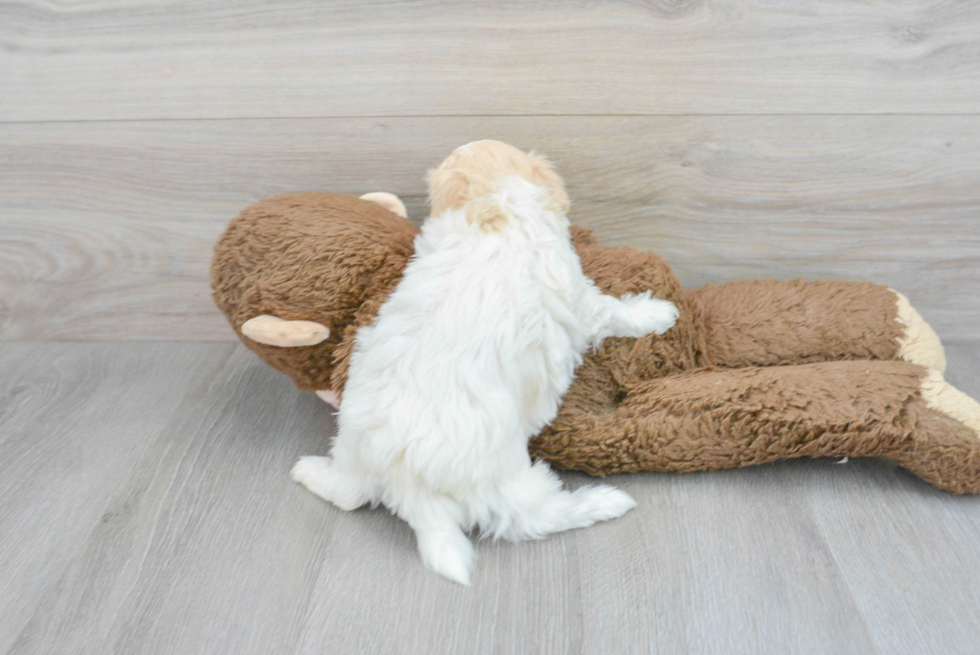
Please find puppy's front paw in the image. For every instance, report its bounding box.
[621,291,679,336]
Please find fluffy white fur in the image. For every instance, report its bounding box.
[292,161,678,585]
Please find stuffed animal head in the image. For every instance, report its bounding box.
[211,191,420,393]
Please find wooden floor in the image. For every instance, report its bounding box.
[3,1,980,653]
[0,342,978,654]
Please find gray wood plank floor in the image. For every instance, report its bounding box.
[2,342,979,654]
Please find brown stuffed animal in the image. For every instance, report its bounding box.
[211,155,980,495]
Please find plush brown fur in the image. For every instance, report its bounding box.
[211,192,980,494]
[211,193,417,392]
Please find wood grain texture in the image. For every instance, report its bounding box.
[2,116,978,342]
[6,344,332,655]
[3,1,980,121]
[2,342,979,654]
[0,342,237,654]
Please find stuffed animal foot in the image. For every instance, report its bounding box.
[315,389,340,409]
[240,315,330,347]
[895,376,980,494]
[893,290,947,373]
[920,370,980,435]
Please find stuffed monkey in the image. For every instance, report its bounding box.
[211,149,980,494]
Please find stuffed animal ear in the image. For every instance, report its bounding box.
[359,192,407,218]
[464,196,510,234]
[428,168,471,215]
[241,315,330,347]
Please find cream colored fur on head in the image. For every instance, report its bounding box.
[427,140,571,218]
[292,141,679,584]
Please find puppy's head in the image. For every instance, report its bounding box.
[427,141,570,230]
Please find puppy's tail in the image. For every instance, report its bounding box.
[397,490,474,585]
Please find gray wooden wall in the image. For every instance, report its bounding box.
[2,1,979,342]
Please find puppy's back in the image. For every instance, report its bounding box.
[342,188,584,489]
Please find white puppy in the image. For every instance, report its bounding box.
[292,141,678,584]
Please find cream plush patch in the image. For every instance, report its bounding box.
[241,315,330,347]
[921,369,980,436]
[893,290,946,373]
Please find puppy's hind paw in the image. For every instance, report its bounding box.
[291,456,333,497]
[572,485,637,523]
[416,529,475,586]
[291,456,372,511]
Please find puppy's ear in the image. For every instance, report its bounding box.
[428,168,471,215]
[527,151,570,214]
[464,196,510,234]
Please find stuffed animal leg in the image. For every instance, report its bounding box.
[689,279,946,372]
[532,360,980,494]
